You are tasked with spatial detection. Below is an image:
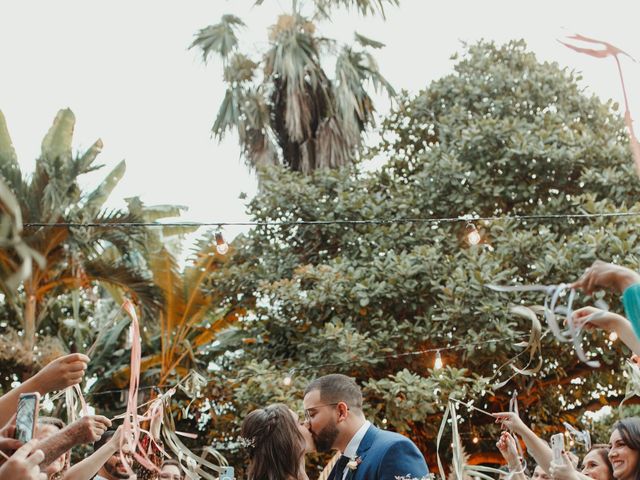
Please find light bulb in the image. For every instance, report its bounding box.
[609,331,618,341]
[434,350,443,370]
[215,233,229,255]
[472,436,479,444]
[466,224,481,246]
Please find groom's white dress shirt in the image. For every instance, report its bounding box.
[339,420,371,480]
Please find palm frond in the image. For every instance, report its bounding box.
[0,111,23,195]
[83,260,163,322]
[190,14,245,62]
[75,139,105,175]
[313,0,399,19]
[212,87,244,140]
[81,160,126,217]
[354,32,386,49]
[41,109,75,163]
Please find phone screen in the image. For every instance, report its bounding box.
[220,466,235,480]
[15,394,38,443]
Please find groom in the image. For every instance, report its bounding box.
[303,374,428,480]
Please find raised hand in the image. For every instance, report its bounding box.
[492,412,526,433]
[549,452,579,480]
[496,431,520,467]
[572,260,640,295]
[29,354,89,395]
[67,415,112,445]
[571,307,626,332]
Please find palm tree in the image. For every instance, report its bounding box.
[0,109,161,363]
[102,230,242,392]
[190,0,396,173]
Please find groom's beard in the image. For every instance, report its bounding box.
[312,421,340,453]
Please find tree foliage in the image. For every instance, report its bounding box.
[191,1,395,173]
[199,40,640,473]
[0,109,161,379]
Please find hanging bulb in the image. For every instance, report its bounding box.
[472,436,479,444]
[609,331,618,341]
[466,223,481,246]
[283,369,295,387]
[434,350,443,370]
[215,232,229,255]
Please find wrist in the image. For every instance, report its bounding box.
[21,377,45,396]
[617,271,640,293]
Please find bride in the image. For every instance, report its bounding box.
[241,403,315,480]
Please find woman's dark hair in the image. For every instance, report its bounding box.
[241,403,305,480]
[612,417,640,480]
[585,444,613,479]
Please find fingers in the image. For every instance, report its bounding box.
[11,440,39,461]
[65,361,88,373]
[62,353,90,364]
[25,448,44,469]
[0,436,23,451]
[94,416,112,429]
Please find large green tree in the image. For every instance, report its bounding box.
[197,40,640,474]
[191,0,395,173]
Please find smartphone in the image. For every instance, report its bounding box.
[15,392,40,443]
[219,466,234,480]
[550,433,565,463]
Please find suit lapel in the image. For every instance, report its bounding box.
[351,425,377,479]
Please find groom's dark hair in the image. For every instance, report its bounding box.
[305,374,363,410]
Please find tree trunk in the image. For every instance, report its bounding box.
[24,293,36,351]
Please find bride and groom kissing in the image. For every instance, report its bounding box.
[241,374,429,480]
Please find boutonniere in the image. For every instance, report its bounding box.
[346,457,362,470]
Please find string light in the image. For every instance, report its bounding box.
[215,232,229,255]
[472,436,479,444]
[434,350,444,370]
[609,332,619,341]
[466,223,481,246]
[283,369,295,387]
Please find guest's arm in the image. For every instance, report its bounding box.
[572,307,640,355]
[0,354,89,428]
[62,427,123,480]
[497,431,527,480]
[493,412,553,473]
[36,415,111,467]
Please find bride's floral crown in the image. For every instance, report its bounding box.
[239,436,256,450]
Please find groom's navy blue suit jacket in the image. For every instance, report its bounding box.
[329,425,429,480]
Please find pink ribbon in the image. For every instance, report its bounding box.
[560,34,640,176]
[119,299,158,474]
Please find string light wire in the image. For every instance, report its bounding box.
[20,210,640,229]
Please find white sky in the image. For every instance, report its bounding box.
[1,0,639,250]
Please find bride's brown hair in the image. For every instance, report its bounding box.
[241,403,306,480]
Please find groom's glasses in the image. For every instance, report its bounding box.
[304,402,344,422]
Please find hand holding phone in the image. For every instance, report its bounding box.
[15,393,40,443]
[550,433,565,464]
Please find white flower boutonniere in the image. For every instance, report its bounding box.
[347,457,362,470]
